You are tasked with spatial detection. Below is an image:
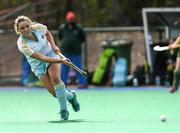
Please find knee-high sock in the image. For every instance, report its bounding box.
[54,82,67,111]
[66,90,74,101]
[58,81,74,101]
[173,70,180,86]
[54,82,74,111]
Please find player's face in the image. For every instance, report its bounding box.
[18,20,31,35]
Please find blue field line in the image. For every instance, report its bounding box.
[0,86,45,92]
[0,86,172,92]
[78,86,171,92]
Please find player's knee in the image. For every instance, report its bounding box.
[59,80,65,88]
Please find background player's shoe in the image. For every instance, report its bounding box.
[169,85,178,93]
[60,110,69,120]
[69,91,80,112]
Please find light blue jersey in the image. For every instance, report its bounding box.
[17,23,58,78]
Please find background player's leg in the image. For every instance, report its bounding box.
[170,57,180,93]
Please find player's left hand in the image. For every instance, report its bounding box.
[53,46,61,53]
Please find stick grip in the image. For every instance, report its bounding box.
[56,52,66,59]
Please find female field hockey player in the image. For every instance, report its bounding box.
[14,15,80,120]
[169,36,180,93]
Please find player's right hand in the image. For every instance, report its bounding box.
[169,43,176,49]
[61,58,71,66]
[169,43,175,49]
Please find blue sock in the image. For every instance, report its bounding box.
[66,90,74,101]
[54,82,74,111]
[57,81,74,101]
[54,83,67,111]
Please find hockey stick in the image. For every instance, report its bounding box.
[154,44,180,51]
[56,52,88,77]
[153,45,170,51]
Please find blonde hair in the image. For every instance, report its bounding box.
[14,15,32,34]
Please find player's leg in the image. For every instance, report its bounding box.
[48,63,75,100]
[47,63,69,120]
[39,74,56,97]
[170,56,180,93]
[48,63,80,119]
[49,63,80,112]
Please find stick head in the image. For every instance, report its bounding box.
[153,45,160,51]
[153,45,169,51]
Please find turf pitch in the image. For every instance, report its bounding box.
[0,86,179,132]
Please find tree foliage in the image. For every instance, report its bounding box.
[0,0,180,27]
[54,0,180,27]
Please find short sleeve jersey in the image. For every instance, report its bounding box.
[17,23,52,72]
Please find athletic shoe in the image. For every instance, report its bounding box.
[169,85,178,93]
[60,110,69,120]
[69,91,80,112]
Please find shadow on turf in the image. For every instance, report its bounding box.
[49,119,85,123]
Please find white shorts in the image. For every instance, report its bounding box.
[33,50,59,79]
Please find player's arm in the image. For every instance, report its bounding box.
[45,30,60,52]
[169,36,180,49]
[31,52,70,65]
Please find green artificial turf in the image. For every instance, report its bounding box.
[0,87,179,132]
